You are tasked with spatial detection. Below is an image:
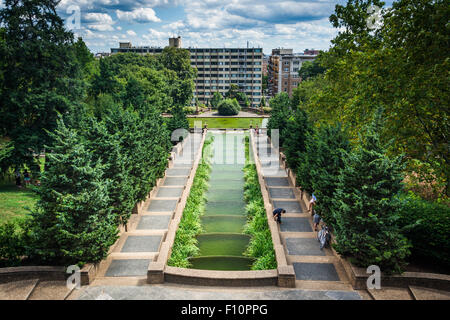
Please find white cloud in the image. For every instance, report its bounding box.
[116,8,161,23]
[84,12,113,24]
[126,30,137,36]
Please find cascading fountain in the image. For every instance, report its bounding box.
[189,130,254,270]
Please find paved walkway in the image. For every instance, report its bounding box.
[254,132,354,292]
[77,284,361,300]
[92,133,203,282]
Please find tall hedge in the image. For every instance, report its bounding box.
[333,113,410,273]
[30,120,119,266]
[396,192,450,268]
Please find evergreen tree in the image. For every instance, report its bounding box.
[81,116,135,227]
[283,108,311,171]
[167,105,189,141]
[307,123,351,226]
[211,92,223,109]
[31,119,118,265]
[333,111,410,273]
[267,93,292,145]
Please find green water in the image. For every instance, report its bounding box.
[189,256,254,271]
[201,216,246,233]
[192,131,251,270]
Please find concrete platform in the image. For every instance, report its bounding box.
[105,259,151,277]
[147,199,178,212]
[163,177,188,186]
[280,217,313,232]
[273,200,302,213]
[156,187,184,198]
[293,263,340,281]
[121,235,162,253]
[265,177,290,187]
[137,215,171,230]
[269,188,295,199]
[286,238,325,256]
[166,168,191,176]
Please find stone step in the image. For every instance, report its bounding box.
[27,280,73,300]
[0,279,39,300]
[367,287,414,300]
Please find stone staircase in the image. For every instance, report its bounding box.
[254,133,354,292]
[90,132,203,285]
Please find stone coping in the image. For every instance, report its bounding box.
[0,266,67,284]
[249,131,296,287]
[164,266,277,287]
[338,253,450,292]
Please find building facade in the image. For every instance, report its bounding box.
[268,48,317,97]
[110,38,263,108]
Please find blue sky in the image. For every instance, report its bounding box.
[1,0,393,55]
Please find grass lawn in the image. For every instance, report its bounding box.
[188,117,266,129]
[0,181,38,224]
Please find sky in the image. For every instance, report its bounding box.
[0,0,393,55]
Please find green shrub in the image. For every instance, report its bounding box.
[396,192,450,268]
[217,98,240,116]
[183,106,196,114]
[262,107,272,114]
[0,217,30,267]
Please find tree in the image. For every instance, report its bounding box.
[300,123,351,226]
[283,108,311,171]
[316,0,450,198]
[30,119,118,265]
[0,0,85,172]
[333,111,410,273]
[167,105,189,141]
[211,92,223,109]
[298,58,326,80]
[267,93,292,145]
[217,98,240,116]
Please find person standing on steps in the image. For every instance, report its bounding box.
[273,208,286,224]
[308,193,317,215]
[313,212,321,232]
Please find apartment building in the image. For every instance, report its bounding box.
[268,48,317,97]
[110,37,263,108]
